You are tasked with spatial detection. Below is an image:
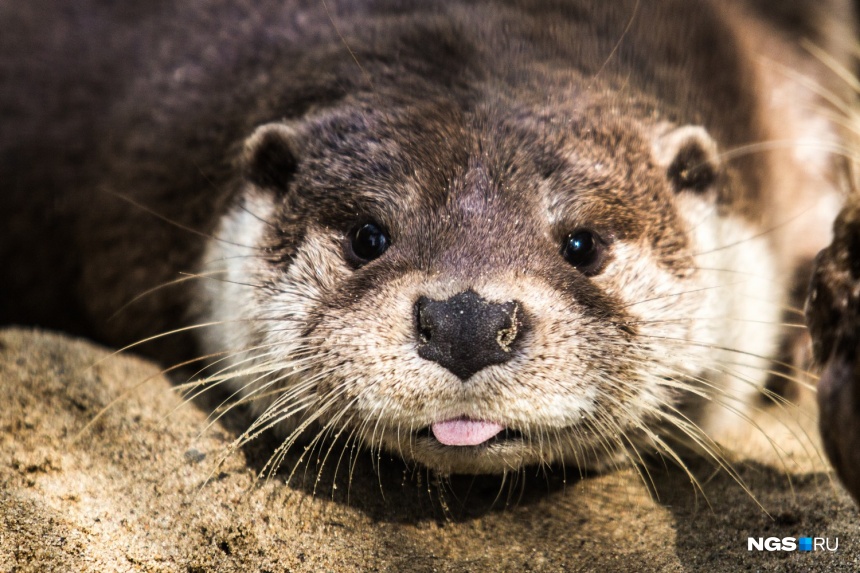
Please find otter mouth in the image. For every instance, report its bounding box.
[416,417,525,447]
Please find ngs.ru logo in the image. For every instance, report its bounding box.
[748,537,838,552]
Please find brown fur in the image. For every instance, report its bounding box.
[1,0,856,476]
[808,202,860,504]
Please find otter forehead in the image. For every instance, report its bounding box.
[268,101,690,282]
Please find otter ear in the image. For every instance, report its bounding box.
[651,124,720,193]
[242,122,301,191]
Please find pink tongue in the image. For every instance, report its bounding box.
[431,418,505,446]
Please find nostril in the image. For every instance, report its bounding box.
[419,321,433,343]
[416,297,434,343]
[495,303,519,352]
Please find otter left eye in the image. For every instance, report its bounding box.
[348,222,390,263]
[561,230,604,274]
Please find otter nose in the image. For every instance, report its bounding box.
[415,291,526,380]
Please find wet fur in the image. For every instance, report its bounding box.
[1,0,857,481]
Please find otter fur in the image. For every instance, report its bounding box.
[1,0,857,478]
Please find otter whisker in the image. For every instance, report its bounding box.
[267,383,365,486]
[636,333,811,378]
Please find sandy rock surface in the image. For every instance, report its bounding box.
[1,327,858,572]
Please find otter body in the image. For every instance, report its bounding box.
[1,0,855,475]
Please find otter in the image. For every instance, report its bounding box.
[808,201,860,504]
[1,0,856,478]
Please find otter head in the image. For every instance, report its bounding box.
[200,98,781,475]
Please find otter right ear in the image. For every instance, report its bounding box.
[651,124,720,193]
[242,122,301,191]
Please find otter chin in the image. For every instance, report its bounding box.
[1,0,855,478]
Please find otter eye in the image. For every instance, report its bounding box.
[561,230,603,274]
[349,222,389,263]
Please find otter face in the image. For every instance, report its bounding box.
[201,100,782,475]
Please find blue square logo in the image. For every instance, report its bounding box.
[799,537,813,552]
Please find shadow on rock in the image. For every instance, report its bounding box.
[197,391,579,524]
[650,458,858,572]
